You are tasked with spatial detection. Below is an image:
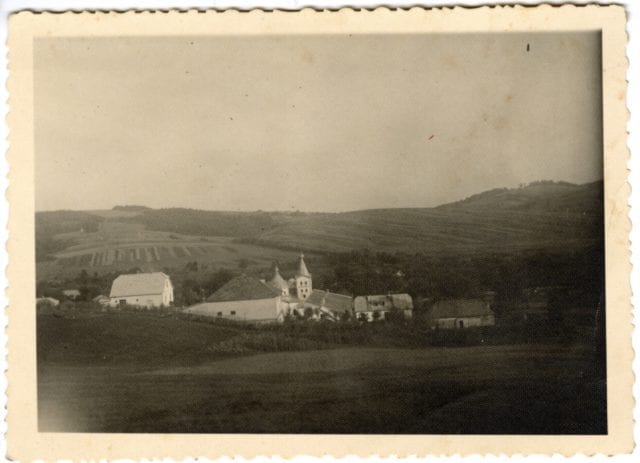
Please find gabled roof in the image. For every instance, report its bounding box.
[268,265,289,291]
[307,289,353,312]
[206,275,281,302]
[354,293,413,312]
[296,253,311,278]
[429,299,493,319]
[110,272,171,298]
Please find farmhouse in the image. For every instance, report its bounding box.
[186,275,286,323]
[354,293,413,322]
[305,290,353,321]
[426,298,495,329]
[109,272,174,308]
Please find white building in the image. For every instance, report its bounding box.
[186,275,286,323]
[109,272,174,308]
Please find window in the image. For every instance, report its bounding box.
[217,312,222,317]
[231,311,236,315]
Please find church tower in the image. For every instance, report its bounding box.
[295,253,312,301]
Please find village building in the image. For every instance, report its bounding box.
[353,293,414,322]
[62,289,81,300]
[36,296,60,307]
[305,290,353,321]
[186,275,286,323]
[515,287,550,322]
[109,272,174,308]
[426,298,495,329]
[92,294,111,307]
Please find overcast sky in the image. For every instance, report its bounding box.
[34,32,602,212]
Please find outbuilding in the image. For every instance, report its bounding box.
[92,295,111,307]
[354,293,413,322]
[36,297,60,308]
[426,298,495,329]
[305,290,353,321]
[62,289,81,300]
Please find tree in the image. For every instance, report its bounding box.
[303,307,314,320]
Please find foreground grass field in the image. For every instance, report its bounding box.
[37,312,606,434]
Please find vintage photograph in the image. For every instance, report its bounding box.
[33,30,607,435]
[6,5,632,459]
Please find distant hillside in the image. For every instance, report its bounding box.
[35,181,603,278]
[113,205,151,212]
[437,181,603,214]
[251,181,603,254]
[123,208,306,239]
[36,211,106,261]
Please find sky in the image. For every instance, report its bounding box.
[34,32,603,212]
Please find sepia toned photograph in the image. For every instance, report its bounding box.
[6,5,632,459]
[33,30,608,435]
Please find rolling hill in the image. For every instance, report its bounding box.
[35,180,603,279]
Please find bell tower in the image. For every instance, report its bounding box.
[295,253,312,301]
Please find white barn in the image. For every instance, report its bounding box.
[109,272,174,308]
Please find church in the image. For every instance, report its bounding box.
[186,253,354,323]
[267,254,354,321]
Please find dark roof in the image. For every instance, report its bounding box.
[268,266,289,291]
[307,289,353,311]
[206,275,281,302]
[306,290,325,306]
[429,299,494,319]
[296,253,311,277]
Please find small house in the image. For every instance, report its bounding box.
[354,293,413,322]
[515,287,550,322]
[109,272,174,308]
[36,297,60,308]
[186,275,286,323]
[92,295,111,307]
[62,289,81,300]
[427,298,495,329]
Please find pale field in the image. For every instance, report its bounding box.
[39,221,307,279]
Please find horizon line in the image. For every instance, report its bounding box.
[34,178,603,215]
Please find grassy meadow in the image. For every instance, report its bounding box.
[37,310,606,434]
